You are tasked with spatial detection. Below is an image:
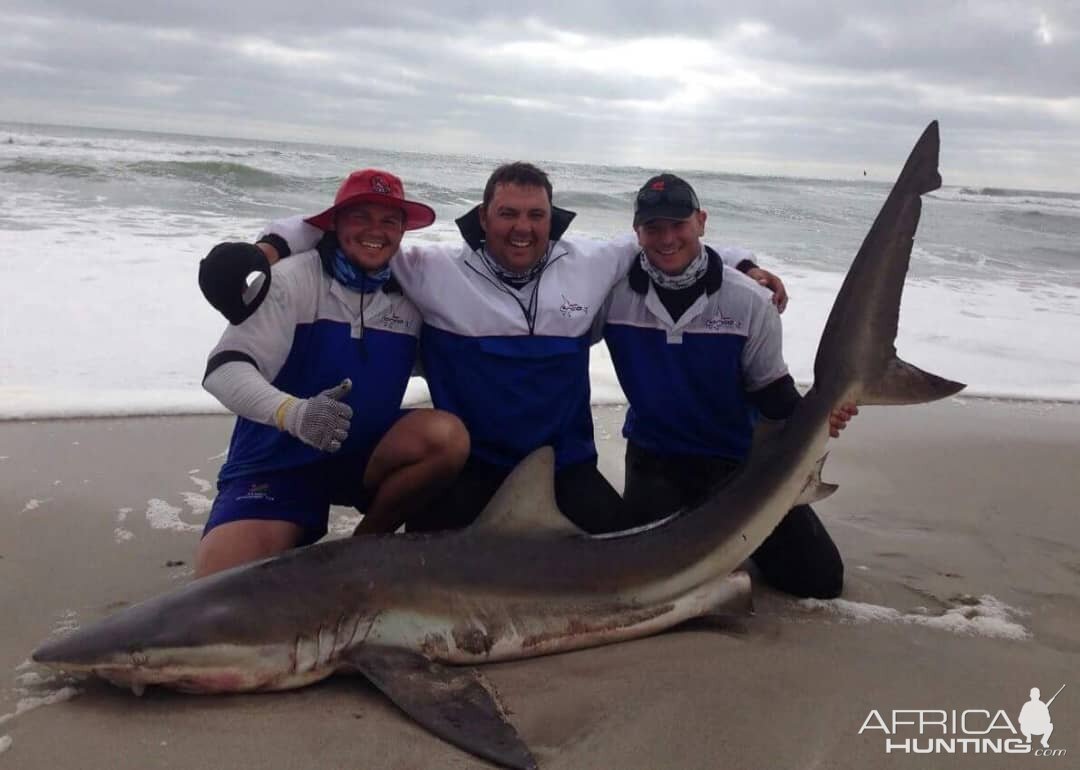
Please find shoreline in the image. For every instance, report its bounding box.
[3,389,1080,424]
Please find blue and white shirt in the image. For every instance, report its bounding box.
[392,236,637,469]
[601,247,789,461]
[262,217,751,469]
[208,249,421,481]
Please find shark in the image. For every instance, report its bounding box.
[32,121,962,769]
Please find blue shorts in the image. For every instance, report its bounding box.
[204,451,375,546]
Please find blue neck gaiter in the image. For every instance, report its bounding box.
[332,248,391,294]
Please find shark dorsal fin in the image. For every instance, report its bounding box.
[470,447,585,537]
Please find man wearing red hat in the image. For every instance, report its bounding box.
[200,163,787,535]
[196,170,469,577]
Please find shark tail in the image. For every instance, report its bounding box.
[859,356,965,406]
[813,120,966,409]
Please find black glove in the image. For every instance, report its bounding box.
[199,242,272,325]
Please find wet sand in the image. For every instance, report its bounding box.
[1,399,1077,768]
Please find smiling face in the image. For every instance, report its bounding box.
[334,202,406,271]
[478,182,552,273]
[635,210,708,276]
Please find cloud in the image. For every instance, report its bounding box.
[1,1,1078,190]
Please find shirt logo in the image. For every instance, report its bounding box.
[375,303,414,332]
[705,313,741,331]
[560,294,588,319]
[237,483,275,502]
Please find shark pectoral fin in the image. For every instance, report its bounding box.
[860,356,966,406]
[470,446,585,538]
[794,453,839,506]
[345,646,537,770]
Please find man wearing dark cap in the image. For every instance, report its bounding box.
[197,169,469,576]
[599,173,856,599]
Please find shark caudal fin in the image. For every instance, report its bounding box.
[860,357,965,406]
[812,121,965,407]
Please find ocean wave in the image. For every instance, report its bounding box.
[1,158,106,180]
[408,180,481,207]
[1,153,303,192]
[931,186,1080,212]
[994,208,1080,238]
[557,190,634,211]
[124,160,294,188]
[963,186,1080,201]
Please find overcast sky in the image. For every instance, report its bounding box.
[2,1,1078,191]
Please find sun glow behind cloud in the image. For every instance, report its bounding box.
[1036,13,1054,45]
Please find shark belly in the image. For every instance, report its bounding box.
[367,571,751,665]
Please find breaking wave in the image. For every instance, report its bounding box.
[932,186,1080,213]
[124,160,292,188]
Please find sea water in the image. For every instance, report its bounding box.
[1,121,1078,419]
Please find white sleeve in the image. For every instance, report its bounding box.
[206,265,300,383]
[204,361,293,427]
[742,299,790,392]
[259,215,324,256]
[566,233,640,292]
[390,240,462,302]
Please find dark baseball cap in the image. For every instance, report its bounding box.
[633,173,701,227]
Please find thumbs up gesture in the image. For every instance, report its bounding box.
[277,379,354,452]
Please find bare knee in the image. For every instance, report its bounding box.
[423,410,470,469]
[195,519,303,578]
[363,410,470,492]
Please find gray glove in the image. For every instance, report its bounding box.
[279,379,353,452]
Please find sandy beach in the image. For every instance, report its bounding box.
[1,399,1077,768]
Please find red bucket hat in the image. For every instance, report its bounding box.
[305,169,436,232]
